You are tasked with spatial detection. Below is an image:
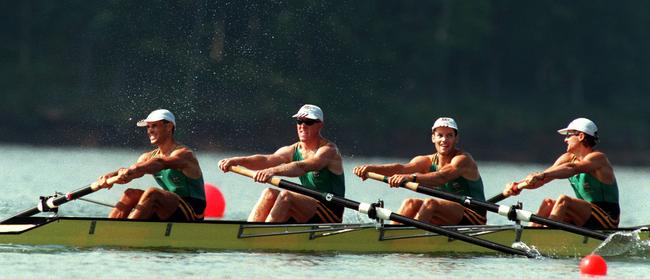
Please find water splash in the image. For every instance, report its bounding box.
[511,241,544,259]
[593,228,650,258]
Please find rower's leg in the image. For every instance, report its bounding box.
[128,187,180,220]
[391,198,423,224]
[548,195,592,226]
[109,188,144,219]
[248,188,280,222]
[266,191,318,223]
[531,198,556,227]
[415,198,464,225]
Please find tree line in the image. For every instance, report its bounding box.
[3,1,649,164]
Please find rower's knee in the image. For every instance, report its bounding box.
[541,198,555,206]
[275,190,293,205]
[260,188,279,203]
[421,198,438,211]
[140,187,163,201]
[400,198,420,211]
[121,188,144,202]
[554,195,571,209]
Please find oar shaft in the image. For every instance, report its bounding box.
[2,177,116,223]
[486,182,527,203]
[55,192,115,208]
[366,172,608,241]
[486,193,507,204]
[13,183,103,218]
[231,166,532,257]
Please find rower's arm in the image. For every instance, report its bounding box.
[264,145,337,177]
[540,152,606,181]
[218,146,293,172]
[416,155,470,187]
[120,148,196,182]
[353,156,430,179]
[522,153,579,189]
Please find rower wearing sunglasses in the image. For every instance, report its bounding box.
[353,117,487,226]
[218,104,345,223]
[502,118,620,229]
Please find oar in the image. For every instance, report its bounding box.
[0,176,118,223]
[55,191,115,208]
[365,172,608,241]
[486,181,527,203]
[230,166,534,257]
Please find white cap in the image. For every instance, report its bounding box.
[136,109,176,127]
[292,104,324,122]
[557,118,598,137]
[432,117,458,131]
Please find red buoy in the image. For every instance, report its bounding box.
[204,183,226,218]
[579,254,607,276]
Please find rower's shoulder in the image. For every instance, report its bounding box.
[171,145,198,159]
[137,149,156,162]
[454,150,477,163]
[583,150,611,165]
[318,141,342,158]
[316,139,339,152]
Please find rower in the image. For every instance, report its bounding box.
[502,118,620,229]
[218,104,345,223]
[353,117,487,226]
[95,109,206,221]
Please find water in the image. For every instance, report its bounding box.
[1,144,649,278]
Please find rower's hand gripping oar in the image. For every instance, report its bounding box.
[230,165,534,257]
[486,181,527,203]
[365,172,608,241]
[0,176,119,223]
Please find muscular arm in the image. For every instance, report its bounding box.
[416,154,475,187]
[218,145,293,172]
[120,147,201,182]
[270,145,335,176]
[543,152,607,179]
[353,155,431,180]
[522,152,609,190]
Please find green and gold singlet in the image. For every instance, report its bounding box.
[429,154,485,201]
[291,143,345,197]
[149,146,206,219]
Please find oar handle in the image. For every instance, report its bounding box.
[486,181,528,204]
[365,172,419,191]
[89,176,120,191]
[230,166,282,186]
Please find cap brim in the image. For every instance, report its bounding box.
[557,128,570,135]
[432,125,458,131]
[292,113,320,120]
[136,120,148,127]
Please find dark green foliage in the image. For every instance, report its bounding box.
[2,1,649,164]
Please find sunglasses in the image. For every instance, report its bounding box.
[296,119,320,126]
[565,131,580,139]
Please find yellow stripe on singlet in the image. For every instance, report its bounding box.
[590,204,618,229]
[177,199,201,221]
[463,208,486,225]
[316,202,341,223]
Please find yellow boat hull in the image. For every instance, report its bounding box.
[0,217,643,257]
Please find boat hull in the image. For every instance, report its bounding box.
[0,217,643,257]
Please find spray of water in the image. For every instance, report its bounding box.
[511,241,544,259]
[593,228,650,258]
